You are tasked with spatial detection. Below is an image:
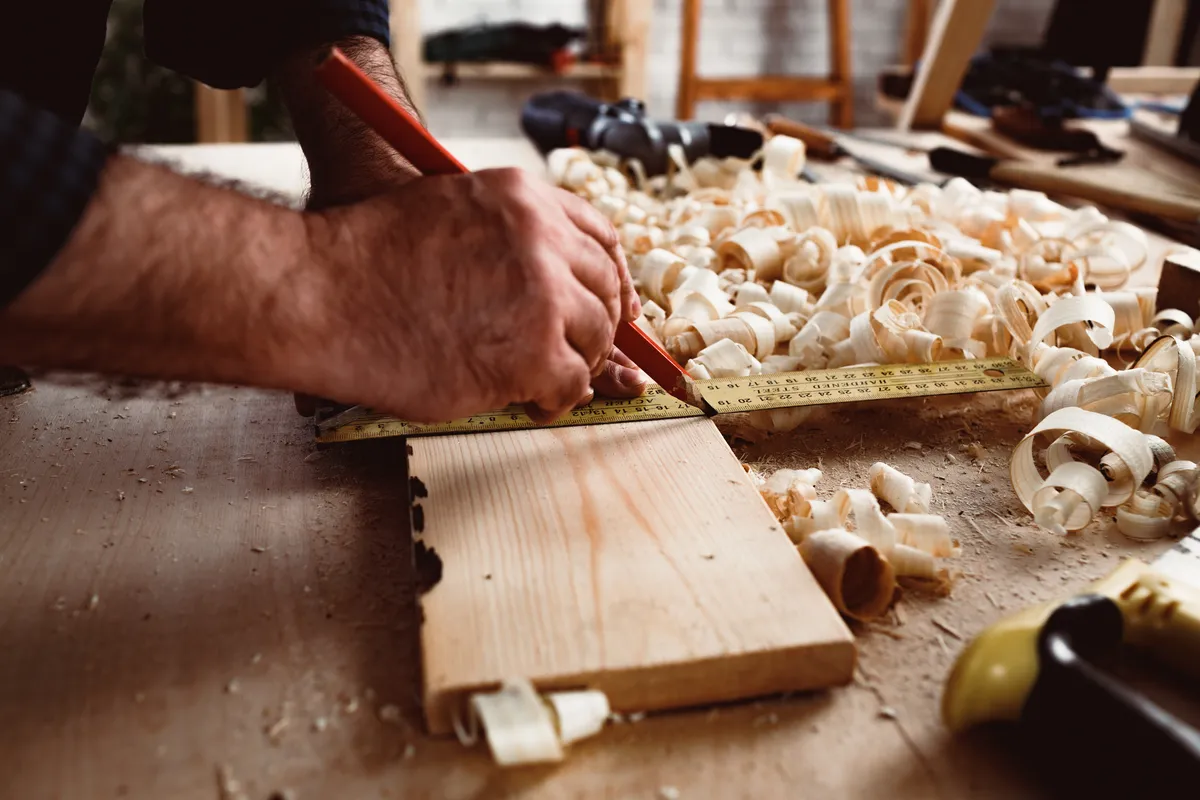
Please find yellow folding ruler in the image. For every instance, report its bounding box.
[315,356,1045,443]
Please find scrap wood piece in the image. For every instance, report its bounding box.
[454,679,611,766]
[411,418,855,735]
[768,464,957,621]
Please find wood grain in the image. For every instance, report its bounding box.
[827,0,854,128]
[1108,66,1200,94]
[0,383,424,799]
[6,135,1195,798]
[412,418,856,734]
[692,77,847,104]
[929,111,1200,198]
[1143,0,1188,66]
[612,0,651,102]
[988,160,1200,223]
[898,0,996,130]
[675,0,701,120]
[903,0,934,68]
[193,85,247,143]
[389,0,427,115]
[940,119,1029,160]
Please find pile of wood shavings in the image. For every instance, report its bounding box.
[549,138,1200,541]
[754,464,956,620]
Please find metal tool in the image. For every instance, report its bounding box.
[762,115,934,186]
[944,531,1200,795]
[312,47,695,407]
[316,384,703,443]
[521,92,765,178]
[316,357,1043,443]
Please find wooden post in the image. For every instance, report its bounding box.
[611,0,651,101]
[1143,0,1187,66]
[193,84,248,143]
[828,0,853,128]
[898,0,995,131]
[389,0,427,117]
[903,0,934,67]
[676,0,701,120]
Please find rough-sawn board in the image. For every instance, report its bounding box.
[410,418,856,734]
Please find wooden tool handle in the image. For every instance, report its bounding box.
[941,119,1028,160]
[762,114,842,160]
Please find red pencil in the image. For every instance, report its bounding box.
[312,47,696,406]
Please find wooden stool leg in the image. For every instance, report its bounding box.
[904,0,933,67]
[676,0,701,120]
[828,0,853,128]
[194,84,248,143]
[612,0,651,101]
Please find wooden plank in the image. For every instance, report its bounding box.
[941,118,1030,159]
[903,0,934,67]
[676,0,702,119]
[1143,0,1188,66]
[193,84,248,143]
[933,111,1200,196]
[5,137,1195,799]
[612,0,651,101]
[898,0,996,130]
[413,418,856,735]
[6,369,1194,798]
[0,385,425,799]
[1108,66,1200,94]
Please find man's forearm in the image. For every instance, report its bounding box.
[0,155,330,391]
[275,36,423,208]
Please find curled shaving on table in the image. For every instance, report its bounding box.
[752,463,957,620]
[547,136,1200,541]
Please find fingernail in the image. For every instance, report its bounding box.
[631,296,643,318]
[618,367,649,388]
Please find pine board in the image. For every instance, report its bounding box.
[411,418,856,735]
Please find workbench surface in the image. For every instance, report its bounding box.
[2,134,1196,799]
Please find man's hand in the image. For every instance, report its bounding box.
[276,36,647,415]
[0,156,640,424]
[301,168,641,422]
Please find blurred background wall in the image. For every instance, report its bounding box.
[90,0,1058,142]
[420,0,1055,135]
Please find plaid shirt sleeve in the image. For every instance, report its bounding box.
[0,0,390,311]
[0,90,110,308]
[144,0,392,89]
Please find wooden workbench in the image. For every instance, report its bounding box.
[2,135,1196,799]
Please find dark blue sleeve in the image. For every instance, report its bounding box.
[0,90,110,309]
[143,0,392,89]
[0,1,390,311]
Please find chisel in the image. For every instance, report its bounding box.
[762,114,934,186]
